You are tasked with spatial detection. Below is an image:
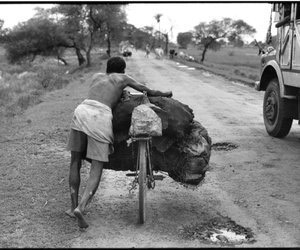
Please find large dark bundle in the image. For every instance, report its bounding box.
[112,95,194,142]
[103,95,212,186]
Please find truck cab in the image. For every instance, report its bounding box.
[255,3,300,137]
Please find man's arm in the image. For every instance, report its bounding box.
[121,74,172,97]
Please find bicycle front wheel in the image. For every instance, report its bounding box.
[138,140,147,224]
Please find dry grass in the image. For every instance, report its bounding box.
[179,46,261,82]
[0,47,104,117]
[0,58,71,117]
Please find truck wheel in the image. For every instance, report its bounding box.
[263,78,293,138]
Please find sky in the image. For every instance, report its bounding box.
[126,3,273,43]
[0,2,273,43]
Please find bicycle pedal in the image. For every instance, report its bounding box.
[153,175,165,180]
[126,173,137,177]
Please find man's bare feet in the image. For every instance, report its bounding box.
[74,207,89,229]
[65,209,76,219]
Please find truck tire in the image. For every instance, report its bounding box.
[263,78,293,138]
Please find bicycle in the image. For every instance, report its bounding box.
[126,92,165,224]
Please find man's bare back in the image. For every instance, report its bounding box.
[87,73,172,109]
[87,73,125,109]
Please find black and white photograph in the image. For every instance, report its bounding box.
[0,1,299,248]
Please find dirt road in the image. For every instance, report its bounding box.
[1,50,299,247]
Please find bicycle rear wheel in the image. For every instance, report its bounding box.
[138,140,147,224]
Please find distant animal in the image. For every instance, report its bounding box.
[178,51,186,59]
[169,49,177,59]
[154,47,164,59]
[187,55,195,62]
[145,44,151,58]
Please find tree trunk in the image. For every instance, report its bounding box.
[151,38,156,50]
[86,50,91,67]
[201,45,208,62]
[201,38,215,63]
[86,31,94,67]
[106,31,111,58]
[75,47,86,66]
[55,47,67,65]
[164,33,169,55]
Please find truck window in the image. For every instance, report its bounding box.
[275,4,291,28]
[296,4,300,20]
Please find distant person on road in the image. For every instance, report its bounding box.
[145,44,150,58]
[65,56,172,229]
[154,46,164,59]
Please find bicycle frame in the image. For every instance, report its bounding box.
[128,91,164,224]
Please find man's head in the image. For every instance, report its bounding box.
[106,56,126,74]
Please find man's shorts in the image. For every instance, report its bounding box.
[66,129,111,162]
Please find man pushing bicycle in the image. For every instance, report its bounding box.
[66,56,172,228]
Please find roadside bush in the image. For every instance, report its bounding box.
[3,63,32,75]
[0,45,112,117]
[30,60,70,90]
[234,69,240,75]
[0,87,13,106]
[99,53,110,60]
[233,68,248,78]
[38,69,69,90]
[0,74,40,116]
[228,51,235,56]
[0,62,70,117]
[248,73,259,81]
[16,92,41,110]
[4,103,20,117]
[239,72,246,77]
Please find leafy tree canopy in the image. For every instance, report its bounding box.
[193,17,256,62]
[4,16,69,63]
[177,32,193,49]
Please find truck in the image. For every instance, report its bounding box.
[255,3,300,138]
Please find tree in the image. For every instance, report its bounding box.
[0,19,10,44]
[50,4,88,66]
[154,13,163,45]
[52,4,126,66]
[193,18,256,62]
[177,32,192,49]
[3,4,128,66]
[129,26,151,49]
[231,37,244,47]
[141,26,153,35]
[88,4,127,58]
[0,19,5,43]
[0,19,3,29]
[227,19,255,47]
[4,17,70,63]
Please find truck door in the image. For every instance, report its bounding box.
[279,4,292,68]
[292,3,300,71]
[280,3,300,89]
